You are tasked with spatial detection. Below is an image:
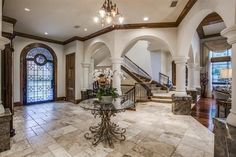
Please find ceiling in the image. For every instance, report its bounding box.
[203,22,226,36]
[3,0,189,41]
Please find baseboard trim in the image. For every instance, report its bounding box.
[75,99,82,104]
[14,102,23,106]
[56,97,66,101]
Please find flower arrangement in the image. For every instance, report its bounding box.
[92,68,126,103]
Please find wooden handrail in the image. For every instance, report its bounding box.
[124,56,151,78]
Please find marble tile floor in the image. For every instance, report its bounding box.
[0,101,214,157]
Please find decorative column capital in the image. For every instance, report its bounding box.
[221,25,236,45]
[187,63,197,69]
[0,36,10,51]
[173,56,189,64]
[81,62,90,68]
[110,57,123,64]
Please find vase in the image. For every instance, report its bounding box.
[100,96,113,104]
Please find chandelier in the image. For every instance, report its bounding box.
[95,0,124,27]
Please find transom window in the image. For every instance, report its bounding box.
[211,49,231,85]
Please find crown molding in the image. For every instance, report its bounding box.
[14,31,64,45]
[176,0,197,25]
[7,0,197,45]
[2,16,17,26]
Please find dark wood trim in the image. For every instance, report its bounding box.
[82,26,115,41]
[204,33,221,39]
[176,0,198,25]
[14,102,23,107]
[2,32,14,40]
[56,97,66,101]
[2,16,17,26]
[75,99,82,104]
[63,36,84,45]
[20,43,58,105]
[197,13,223,39]
[82,22,177,41]
[2,43,15,136]
[121,84,135,87]
[2,0,5,8]
[211,56,231,63]
[14,31,64,45]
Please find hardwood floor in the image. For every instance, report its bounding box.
[191,98,217,131]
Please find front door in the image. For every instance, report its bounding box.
[66,53,75,102]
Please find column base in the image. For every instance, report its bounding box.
[172,95,192,115]
[174,91,187,97]
[0,109,12,153]
[0,103,5,115]
[226,111,236,127]
[187,90,197,103]
[213,118,236,157]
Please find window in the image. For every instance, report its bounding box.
[211,49,231,85]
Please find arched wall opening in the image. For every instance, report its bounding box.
[20,43,58,105]
[84,41,112,89]
[121,35,173,83]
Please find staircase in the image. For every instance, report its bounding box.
[122,56,169,98]
[151,92,174,103]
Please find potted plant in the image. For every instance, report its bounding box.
[96,85,118,104]
[92,68,123,104]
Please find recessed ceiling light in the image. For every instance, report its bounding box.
[44,32,48,35]
[84,28,88,31]
[143,17,149,21]
[94,17,99,23]
[24,8,30,12]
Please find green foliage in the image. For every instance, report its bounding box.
[96,85,119,100]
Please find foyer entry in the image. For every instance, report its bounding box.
[21,43,57,105]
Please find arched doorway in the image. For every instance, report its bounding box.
[20,43,57,105]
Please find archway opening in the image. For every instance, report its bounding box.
[121,36,173,84]
[20,43,57,105]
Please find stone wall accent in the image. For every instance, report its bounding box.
[172,95,192,115]
[214,118,236,157]
[0,109,12,153]
[187,90,197,103]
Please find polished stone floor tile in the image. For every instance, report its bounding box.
[0,101,214,157]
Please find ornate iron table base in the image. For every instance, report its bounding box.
[84,110,126,147]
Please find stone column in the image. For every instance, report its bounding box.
[222,25,236,127]
[187,63,196,91]
[111,57,123,95]
[173,57,188,96]
[194,64,201,89]
[0,52,3,114]
[81,63,90,91]
[187,63,197,103]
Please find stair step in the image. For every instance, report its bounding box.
[151,90,168,94]
[152,95,172,99]
[151,98,173,103]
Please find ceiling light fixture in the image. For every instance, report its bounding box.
[143,17,149,21]
[44,32,48,35]
[24,8,30,12]
[95,0,124,27]
[84,28,88,31]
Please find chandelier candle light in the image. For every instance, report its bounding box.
[95,0,124,27]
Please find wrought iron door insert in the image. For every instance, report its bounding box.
[25,47,55,104]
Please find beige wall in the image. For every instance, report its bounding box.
[12,36,66,102]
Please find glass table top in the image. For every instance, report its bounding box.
[79,98,134,111]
